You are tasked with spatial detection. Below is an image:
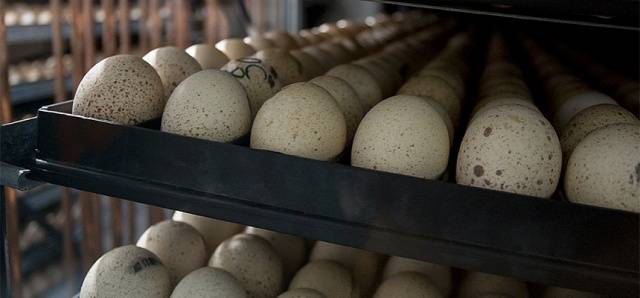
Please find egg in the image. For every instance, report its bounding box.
[290,50,325,79]
[216,38,256,60]
[301,46,339,69]
[309,241,380,296]
[221,58,282,118]
[244,227,307,281]
[244,35,275,51]
[172,211,244,254]
[458,272,529,298]
[319,42,352,64]
[540,286,603,298]
[564,123,640,212]
[136,220,207,285]
[72,55,165,125]
[457,104,561,198]
[254,49,306,85]
[373,272,443,298]
[185,44,230,69]
[161,70,252,142]
[352,95,450,179]
[398,75,462,128]
[470,97,539,122]
[382,256,451,297]
[353,59,395,98]
[264,30,298,50]
[422,97,455,145]
[170,267,247,298]
[209,233,283,298]
[553,91,618,129]
[289,260,359,298]
[143,46,202,99]
[309,75,365,142]
[559,104,638,158]
[291,34,310,48]
[278,288,326,298]
[251,82,347,161]
[418,68,465,99]
[80,245,171,298]
[326,64,383,111]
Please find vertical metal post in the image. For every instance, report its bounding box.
[0,187,8,298]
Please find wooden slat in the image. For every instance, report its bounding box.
[149,0,161,48]
[205,0,218,43]
[118,0,130,53]
[173,0,190,48]
[139,0,149,52]
[70,0,84,91]
[0,0,10,123]
[128,201,136,243]
[82,0,95,71]
[79,192,97,272]
[102,0,117,56]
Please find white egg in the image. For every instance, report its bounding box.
[553,91,617,130]
[244,227,307,281]
[382,256,451,297]
[185,44,230,69]
[170,267,247,298]
[373,272,443,298]
[216,38,256,60]
[289,261,359,298]
[172,211,243,254]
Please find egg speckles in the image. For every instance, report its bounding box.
[244,227,307,281]
[171,267,247,298]
[221,58,282,118]
[172,211,243,254]
[185,44,230,69]
[398,75,461,128]
[326,64,383,111]
[352,95,450,180]
[251,82,347,161]
[209,234,283,298]
[143,46,202,99]
[80,245,171,298]
[564,123,640,212]
[72,55,164,125]
[456,104,561,198]
[161,70,251,142]
[254,49,306,86]
[309,75,365,142]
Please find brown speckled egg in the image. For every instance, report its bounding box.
[254,49,306,85]
[373,272,443,298]
[541,287,602,298]
[421,97,454,145]
[458,272,529,298]
[72,55,164,125]
[351,95,450,179]
[143,47,201,99]
[289,261,359,298]
[553,91,617,130]
[302,46,339,69]
[457,104,561,198]
[216,38,256,60]
[161,70,251,142]
[185,44,229,69]
[290,50,325,79]
[382,256,451,297]
[470,97,539,123]
[564,123,640,212]
[560,104,638,158]
[136,220,207,286]
[221,58,282,118]
[172,211,244,254]
[244,35,275,51]
[264,30,298,50]
[278,288,326,298]
[80,245,171,298]
[398,75,462,128]
[251,82,347,161]
[353,59,395,98]
[244,227,306,281]
[309,75,365,142]
[310,241,380,296]
[326,64,383,111]
[209,234,283,298]
[171,267,247,298]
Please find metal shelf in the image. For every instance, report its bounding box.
[0,101,638,296]
[11,78,72,106]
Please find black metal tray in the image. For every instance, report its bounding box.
[1,101,638,296]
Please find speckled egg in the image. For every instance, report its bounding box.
[170,267,247,298]
[161,70,251,142]
[382,256,451,297]
[216,38,256,60]
[564,123,640,212]
[244,35,275,51]
[264,30,298,50]
[221,58,282,118]
[302,46,339,69]
[254,49,306,85]
[278,288,326,298]
[470,97,539,123]
[398,75,462,128]
[80,245,171,298]
[251,82,347,161]
[290,50,325,79]
[541,287,602,298]
[353,59,395,98]
[185,44,230,69]
[319,42,352,64]
[418,68,465,99]
[172,211,244,254]
[456,104,561,198]
[209,233,283,298]
[136,220,207,286]
[553,91,618,130]
[143,46,202,99]
[352,95,450,179]
[373,272,443,298]
[289,261,359,298]
[244,227,307,281]
[72,55,164,125]
[309,75,365,142]
[291,34,310,48]
[458,272,529,298]
[326,64,383,111]
[560,104,638,158]
[310,241,379,296]
[421,97,455,145]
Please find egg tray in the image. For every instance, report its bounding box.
[0,100,638,296]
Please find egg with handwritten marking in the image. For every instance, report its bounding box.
[222,58,282,118]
